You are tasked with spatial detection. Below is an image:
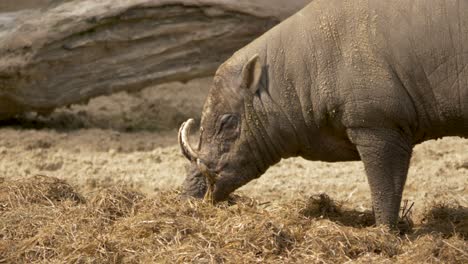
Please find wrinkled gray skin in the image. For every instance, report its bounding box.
[180,0,468,227]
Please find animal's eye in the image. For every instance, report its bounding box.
[217,114,239,138]
[220,114,238,130]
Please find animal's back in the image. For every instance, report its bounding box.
[231,0,468,140]
[368,0,468,137]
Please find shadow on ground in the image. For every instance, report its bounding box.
[0,99,196,133]
[416,204,468,239]
[299,193,467,239]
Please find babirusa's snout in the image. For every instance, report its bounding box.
[179,119,219,203]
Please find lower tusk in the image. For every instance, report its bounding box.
[197,159,218,204]
[203,184,215,204]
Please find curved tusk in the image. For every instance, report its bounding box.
[178,118,199,162]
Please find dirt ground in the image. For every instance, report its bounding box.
[0,77,466,220]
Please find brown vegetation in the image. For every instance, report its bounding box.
[0,78,466,263]
[1,176,466,263]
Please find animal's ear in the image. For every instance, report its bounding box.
[241,54,262,93]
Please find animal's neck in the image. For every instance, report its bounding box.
[239,23,316,163]
[239,9,344,161]
[241,87,283,174]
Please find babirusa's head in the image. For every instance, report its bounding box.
[179,54,273,202]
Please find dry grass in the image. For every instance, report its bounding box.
[0,176,466,263]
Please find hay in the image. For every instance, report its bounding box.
[0,175,84,210]
[0,176,466,263]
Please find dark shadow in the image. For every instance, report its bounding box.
[326,208,377,228]
[0,102,198,133]
[299,195,467,239]
[0,112,87,131]
[299,194,376,228]
[414,204,468,240]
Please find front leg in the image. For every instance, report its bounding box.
[347,128,412,228]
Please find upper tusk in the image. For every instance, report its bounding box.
[178,118,199,162]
